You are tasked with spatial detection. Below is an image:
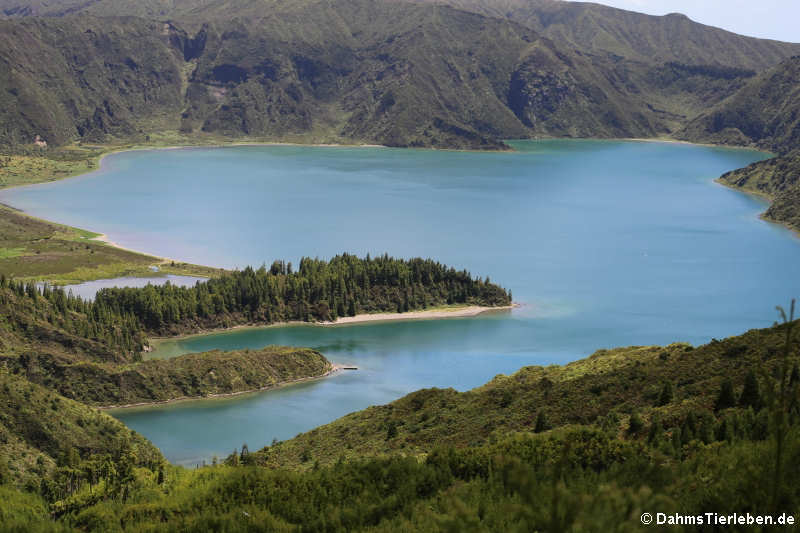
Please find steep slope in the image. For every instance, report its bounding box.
[4,0,799,70]
[680,56,800,232]
[2,315,799,531]
[408,0,800,131]
[0,16,186,146]
[0,370,162,489]
[680,56,800,152]
[0,2,688,149]
[2,0,798,150]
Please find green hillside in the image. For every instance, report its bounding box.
[0,370,162,490]
[1,314,798,531]
[410,0,800,69]
[1,0,798,152]
[257,320,796,468]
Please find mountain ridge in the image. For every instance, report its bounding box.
[0,0,798,151]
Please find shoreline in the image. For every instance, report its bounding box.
[100,364,343,410]
[320,304,517,325]
[89,232,186,266]
[713,177,800,240]
[148,304,519,347]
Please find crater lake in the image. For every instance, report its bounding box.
[1,139,795,465]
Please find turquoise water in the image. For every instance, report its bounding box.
[2,140,796,465]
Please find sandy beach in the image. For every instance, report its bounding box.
[148,304,519,347]
[90,233,174,261]
[321,304,517,325]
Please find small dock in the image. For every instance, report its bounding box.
[341,366,358,370]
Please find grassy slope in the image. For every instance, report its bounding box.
[0,204,221,284]
[408,0,800,69]
[258,323,788,468]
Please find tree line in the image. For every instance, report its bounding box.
[93,254,511,334]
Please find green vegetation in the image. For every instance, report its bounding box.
[0,369,162,493]
[1,0,798,152]
[252,322,793,468]
[0,148,101,189]
[94,254,512,336]
[0,1,798,529]
[66,346,332,407]
[680,57,800,154]
[0,254,508,404]
[0,312,798,531]
[0,205,222,284]
[715,150,800,233]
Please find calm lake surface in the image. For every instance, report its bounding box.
[2,140,796,465]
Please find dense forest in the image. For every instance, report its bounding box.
[0,311,798,531]
[0,274,147,360]
[93,254,512,336]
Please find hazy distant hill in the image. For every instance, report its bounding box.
[0,0,798,149]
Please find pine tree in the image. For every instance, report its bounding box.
[715,379,737,411]
[739,370,762,409]
[627,411,644,435]
[657,381,674,406]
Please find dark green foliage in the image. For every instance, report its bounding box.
[1,311,799,530]
[627,411,644,435]
[0,274,145,361]
[54,346,332,406]
[385,421,398,441]
[715,379,738,411]
[534,411,550,433]
[0,275,335,405]
[258,322,800,469]
[94,254,511,335]
[0,371,161,491]
[739,370,762,409]
[657,380,674,406]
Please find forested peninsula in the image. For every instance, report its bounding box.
[0,254,511,404]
